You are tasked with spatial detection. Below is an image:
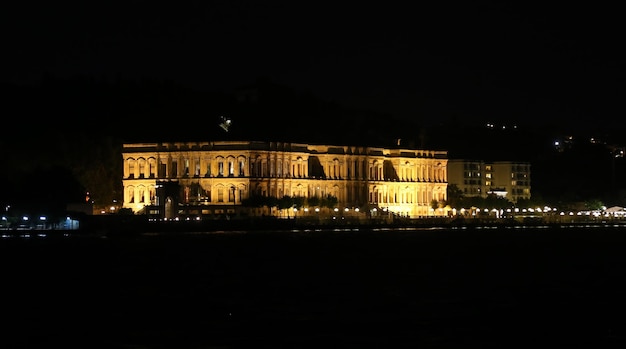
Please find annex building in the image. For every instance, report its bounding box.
[447,159,531,203]
[122,141,449,219]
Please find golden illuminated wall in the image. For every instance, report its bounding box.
[492,162,531,203]
[122,141,448,217]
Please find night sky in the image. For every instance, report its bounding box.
[4,2,625,131]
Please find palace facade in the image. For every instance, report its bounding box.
[122,141,448,218]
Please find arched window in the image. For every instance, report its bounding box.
[127,186,135,203]
[128,159,136,179]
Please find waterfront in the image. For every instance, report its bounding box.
[3,226,626,348]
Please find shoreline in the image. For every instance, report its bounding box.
[5,215,626,238]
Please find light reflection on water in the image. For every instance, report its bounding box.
[7,218,625,244]
[2,222,626,240]
[139,223,626,236]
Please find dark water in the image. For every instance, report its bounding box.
[3,226,626,348]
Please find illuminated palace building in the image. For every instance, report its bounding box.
[122,141,448,218]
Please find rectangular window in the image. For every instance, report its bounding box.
[171,161,178,177]
[217,188,224,202]
[218,162,224,177]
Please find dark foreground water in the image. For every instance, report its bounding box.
[3,226,626,348]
